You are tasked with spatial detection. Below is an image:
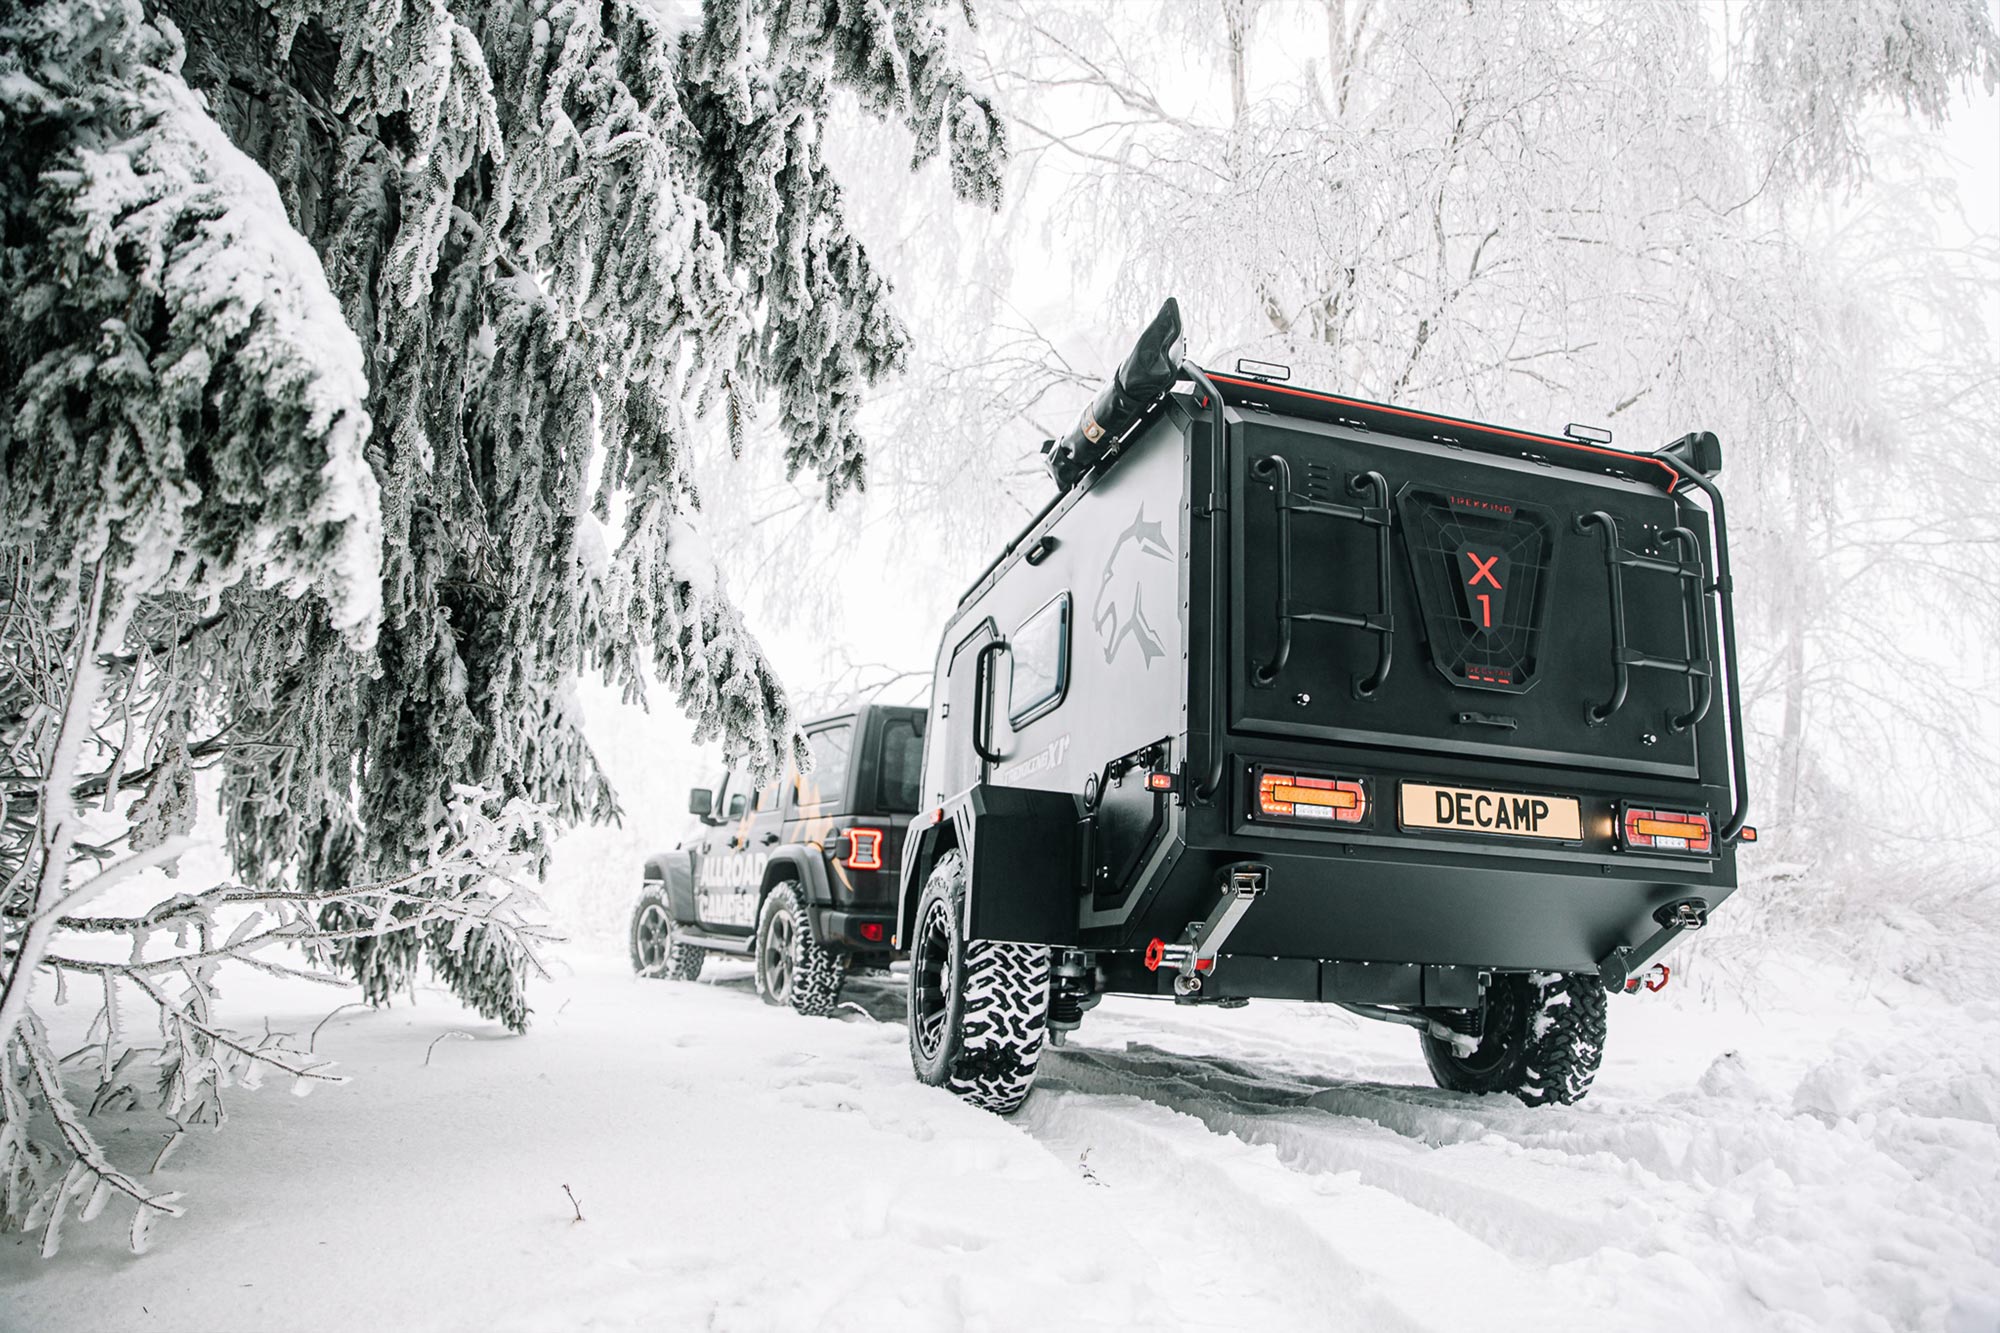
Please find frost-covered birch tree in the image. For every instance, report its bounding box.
[1,0,1003,1250]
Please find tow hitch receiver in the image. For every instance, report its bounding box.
[1146,863,1269,997]
[1598,897,1708,993]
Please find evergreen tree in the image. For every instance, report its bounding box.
[1,0,1005,1030]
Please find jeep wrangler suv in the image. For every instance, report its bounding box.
[631,702,925,1014]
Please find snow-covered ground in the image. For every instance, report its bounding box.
[4,940,1997,1332]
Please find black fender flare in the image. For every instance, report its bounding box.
[895,814,956,953]
[760,846,833,911]
[643,852,698,924]
[895,785,1083,950]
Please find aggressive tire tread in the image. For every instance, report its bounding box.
[1422,971,1607,1107]
[907,852,1052,1114]
[755,881,846,1017]
[630,887,704,981]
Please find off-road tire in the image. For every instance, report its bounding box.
[754,881,846,1017]
[630,888,704,981]
[1421,970,1607,1106]
[907,852,1053,1114]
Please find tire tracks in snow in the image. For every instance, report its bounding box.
[1016,1071,1608,1332]
[1027,1026,2000,1332]
[1040,1042,1634,1271]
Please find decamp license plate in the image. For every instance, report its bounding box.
[1400,782,1582,841]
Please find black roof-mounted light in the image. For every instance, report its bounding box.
[1042,297,1185,492]
[1235,357,1291,382]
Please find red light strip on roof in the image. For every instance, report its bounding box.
[1206,372,1682,489]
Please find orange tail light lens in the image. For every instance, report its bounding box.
[1256,770,1368,825]
[1622,807,1713,853]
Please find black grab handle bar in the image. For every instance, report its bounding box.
[1249,454,1393,698]
[1576,512,1714,730]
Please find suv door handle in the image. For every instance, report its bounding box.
[760,832,780,846]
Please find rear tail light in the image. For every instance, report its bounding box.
[1255,770,1367,825]
[1622,806,1713,853]
[858,922,885,943]
[842,827,885,871]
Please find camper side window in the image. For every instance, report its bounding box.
[1008,593,1071,727]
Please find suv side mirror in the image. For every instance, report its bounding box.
[687,787,715,820]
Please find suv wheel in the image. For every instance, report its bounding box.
[907,851,1052,1114]
[630,888,704,981]
[1421,971,1607,1106]
[754,882,846,1017]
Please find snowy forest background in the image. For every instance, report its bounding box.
[4,0,2000,1278]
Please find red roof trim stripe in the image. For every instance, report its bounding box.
[1206,372,1681,488]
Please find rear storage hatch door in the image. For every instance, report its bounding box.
[1230,413,1715,779]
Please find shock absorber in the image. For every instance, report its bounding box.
[1048,952,1099,1046]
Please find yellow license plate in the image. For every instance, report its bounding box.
[1400,782,1582,841]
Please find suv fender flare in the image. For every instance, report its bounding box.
[644,852,698,923]
[760,846,834,911]
[895,785,1083,950]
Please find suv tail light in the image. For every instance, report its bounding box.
[842,828,885,871]
[1255,770,1367,825]
[1622,806,1713,853]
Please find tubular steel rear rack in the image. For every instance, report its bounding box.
[1656,452,1752,843]
[1248,453,1395,698]
[1575,512,1714,731]
[1188,361,1232,805]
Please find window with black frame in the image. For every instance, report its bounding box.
[795,723,853,809]
[876,715,924,812]
[1008,593,1071,727]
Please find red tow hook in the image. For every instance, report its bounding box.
[1623,963,1671,994]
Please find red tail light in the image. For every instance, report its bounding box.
[843,827,885,871]
[1256,770,1367,825]
[1622,806,1713,853]
[859,922,885,943]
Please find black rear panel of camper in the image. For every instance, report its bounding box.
[1229,413,1716,781]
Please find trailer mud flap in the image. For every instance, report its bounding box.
[946,785,1084,946]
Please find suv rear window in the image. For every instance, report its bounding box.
[797,723,852,809]
[876,716,923,813]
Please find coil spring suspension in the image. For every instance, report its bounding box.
[1439,1005,1484,1039]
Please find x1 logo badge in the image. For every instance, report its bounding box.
[1455,547,1511,632]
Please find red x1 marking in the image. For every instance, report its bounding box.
[1465,552,1502,589]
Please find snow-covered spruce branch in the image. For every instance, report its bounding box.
[0,786,559,1256]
